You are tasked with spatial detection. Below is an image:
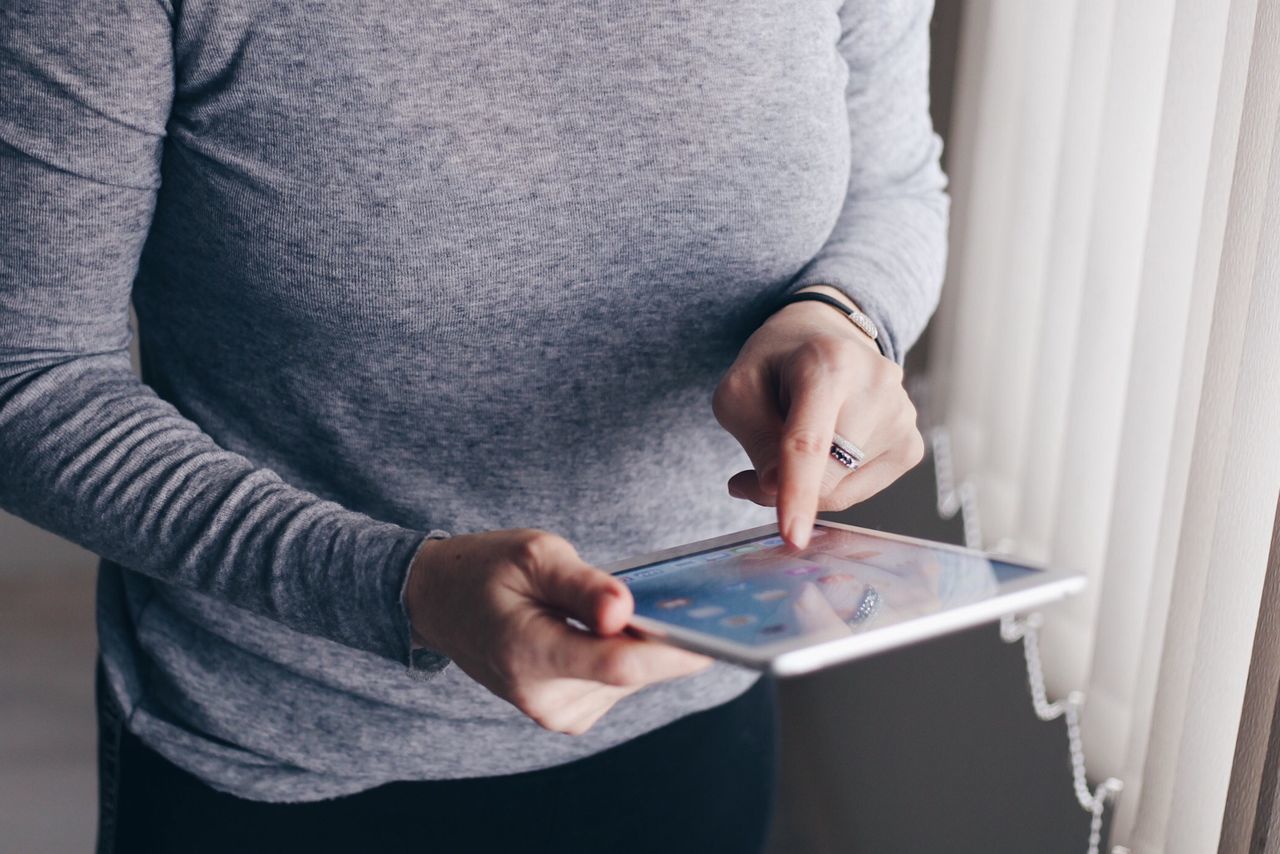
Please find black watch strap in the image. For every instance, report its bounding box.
[777,291,881,348]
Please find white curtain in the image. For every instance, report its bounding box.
[931,0,1280,849]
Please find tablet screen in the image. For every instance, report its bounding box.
[615,526,1039,648]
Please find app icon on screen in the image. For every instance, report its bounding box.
[753,589,788,602]
[817,573,857,586]
[721,615,757,628]
[688,606,726,619]
[657,597,692,610]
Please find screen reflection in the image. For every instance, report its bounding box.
[617,527,1017,648]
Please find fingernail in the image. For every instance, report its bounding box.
[784,517,810,550]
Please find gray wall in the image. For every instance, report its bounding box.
[0,512,96,578]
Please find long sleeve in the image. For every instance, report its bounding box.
[789,0,950,364]
[0,0,428,665]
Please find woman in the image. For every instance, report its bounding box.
[0,0,946,851]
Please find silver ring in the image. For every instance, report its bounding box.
[851,585,880,624]
[830,433,867,471]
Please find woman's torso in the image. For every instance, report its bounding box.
[107,0,853,799]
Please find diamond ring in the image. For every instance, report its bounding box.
[830,433,867,471]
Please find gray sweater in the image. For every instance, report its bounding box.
[0,0,947,800]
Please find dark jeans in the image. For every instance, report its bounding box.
[97,667,776,854]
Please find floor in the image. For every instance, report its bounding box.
[0,573,98,854]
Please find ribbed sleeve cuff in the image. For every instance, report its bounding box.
[395,529,454,679]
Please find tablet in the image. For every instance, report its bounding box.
[603,520,1085,677]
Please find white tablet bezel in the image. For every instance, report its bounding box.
[601,519,1086,678]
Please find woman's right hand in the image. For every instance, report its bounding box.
[403,529,713,735]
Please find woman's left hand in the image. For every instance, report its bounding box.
[712,286,925,549]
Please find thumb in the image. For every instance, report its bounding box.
[727,420,785,499]
[728,469,778,506]
[528,552,633,636]
[715,367,785,494]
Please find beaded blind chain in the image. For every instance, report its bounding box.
[1000,615,1124,854]
[929,429,1126,854]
